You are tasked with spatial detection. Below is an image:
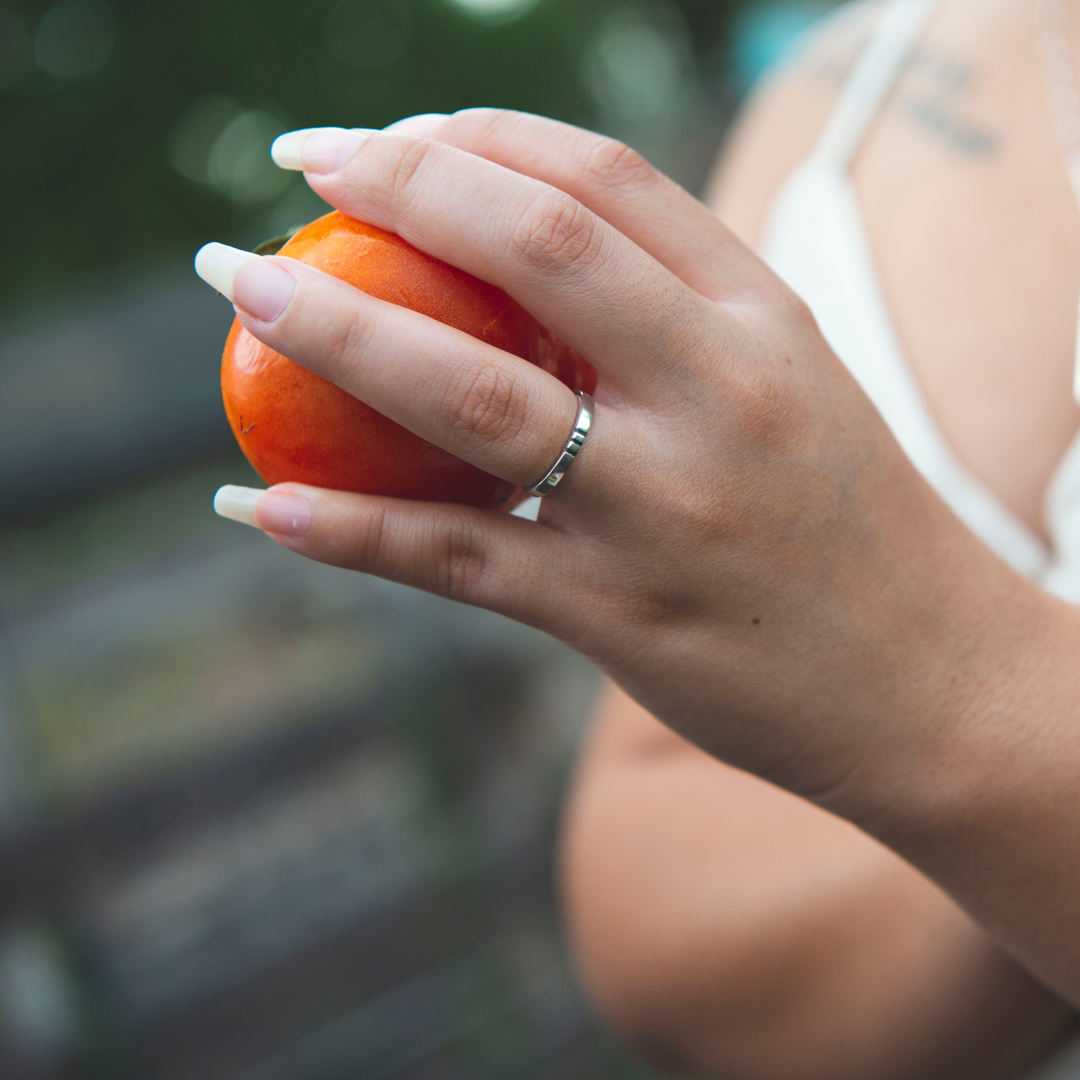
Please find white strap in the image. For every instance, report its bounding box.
[815,0,941,169]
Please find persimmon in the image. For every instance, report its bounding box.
[221,211,596,510]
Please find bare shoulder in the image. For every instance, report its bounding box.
[704,0,885,249]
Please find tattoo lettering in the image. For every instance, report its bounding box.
[899,47,1000,158]
[907,48,974,94]
[802,14,1001,161]
[901,94,999,157]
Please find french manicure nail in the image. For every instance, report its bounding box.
[302,128,374,173]
[214,486,312,537]
[271,127,373,175]
[254,491,312,536]
[270,127,342,170]
[194,244,294,321]
[214,485,262,526]
[194,242,258,302]
[233,257,295,322]
[384,113,449,137]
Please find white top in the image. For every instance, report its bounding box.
[762,0,1080,602]
[759,1,1080,1072]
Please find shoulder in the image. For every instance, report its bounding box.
[704,0,885,249]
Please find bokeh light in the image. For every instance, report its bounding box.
[584,3,697,123]
[170,96,295,205]
[442,0,542,27]
[32,0,114,79]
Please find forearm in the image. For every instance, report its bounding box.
[562,686,1075,1080]
[698,10,1080,1034]
[796,520,1080,1010]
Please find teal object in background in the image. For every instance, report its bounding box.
[731,0,834,89]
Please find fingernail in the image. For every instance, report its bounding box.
[195,242,257,302]
[234,257,294,322]
[384,113,449,137]
[214,485,262,526]
[214,486,312,537]
[271,126,342,170]
[255,491,312,536]
[195,244,294,320]
[271,127,373,174]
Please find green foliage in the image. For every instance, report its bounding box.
[0,0,735,306]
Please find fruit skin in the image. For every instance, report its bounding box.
[221,211,597,510]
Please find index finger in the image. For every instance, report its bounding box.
[272,127,718,394]
[396,109,778,305]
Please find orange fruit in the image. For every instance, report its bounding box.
[221,211,596,509]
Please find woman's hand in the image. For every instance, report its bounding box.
[195,111,1080,1005]
[197,109,1034,802]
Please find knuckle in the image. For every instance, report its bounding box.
[447,362,528,453]
[699,318,807,449]
[727,362,804,448]
[456,105,506,139]
[326,306,377,375]
[432,513,488,601]
[357,505,488,604]
[385,138,434,210]
[781,290,819,336]
[580,137,657,196]
[357,503,390,568]
[509,189,602,275]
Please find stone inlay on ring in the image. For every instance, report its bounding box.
[526,391,594,497]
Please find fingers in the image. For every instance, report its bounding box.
[198,243,610,490]
[411,109,778,304]
[273,125,712,392]
[215,481,583,630]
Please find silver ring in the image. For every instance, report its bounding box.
[526,391,594,497]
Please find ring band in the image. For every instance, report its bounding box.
[526,391,594,497]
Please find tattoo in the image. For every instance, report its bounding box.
[899,47,1000,158]
[900,93,999,157]
[805,34,1001,160]
[907,47,974,94]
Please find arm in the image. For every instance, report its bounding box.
[559,22,1074,1077]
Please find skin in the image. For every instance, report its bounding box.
[565,2,1080,1076]
[211,2,1080,1072]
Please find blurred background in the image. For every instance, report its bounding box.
[0,0,832,1076]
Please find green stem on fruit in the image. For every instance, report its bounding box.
[252,224,302,257]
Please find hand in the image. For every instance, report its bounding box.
[195,109,1044,814]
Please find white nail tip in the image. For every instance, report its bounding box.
[194,243,260,302]
[214,485,264,527]
[385,113,449,137]
[271,127,345,170]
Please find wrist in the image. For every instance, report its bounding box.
[794,519,1059,847]
[810,535,1079,963]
